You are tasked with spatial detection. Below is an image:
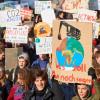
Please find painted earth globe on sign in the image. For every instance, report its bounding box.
[56,37,84,69]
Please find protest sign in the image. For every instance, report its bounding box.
[21,8,33,21]
[0,1,18,10]
[35,1,52,14]
[52,0,89,13]
[98,0,100,10]
[41,8,56,27]
[34,22,51,37]
[51,20,92,85]
[35,37,52,55]
[0,8,21,27]
[77,9,97,22]
[5,26,29,44]
[5,47,23,69]
[93,22,100,38]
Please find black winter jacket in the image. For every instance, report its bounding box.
[25,80,65,100]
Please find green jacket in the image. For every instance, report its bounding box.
[72,80,100,100]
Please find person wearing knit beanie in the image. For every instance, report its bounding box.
[18,52,30,68]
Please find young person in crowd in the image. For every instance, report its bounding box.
[9,52,30,83]
[8,69,30,100]
[72,67,100,100]
[23,32,38,65]
[31,54,49,70]
[25,68,65,100]
[0,66,12,100]
[92,50,100,78]
[0,48,5,66]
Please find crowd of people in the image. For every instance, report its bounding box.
[0,32,99,100]
[0,0,100,100]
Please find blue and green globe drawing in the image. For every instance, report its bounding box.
[56,37,84,68]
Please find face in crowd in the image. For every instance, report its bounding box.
[77,84,88,99]
[32,69,48,91]
[18,57,27,69]
[17,69,29,87]
[96,56,100,65]
[95,51,100,65]
[0,51,5,61]
[34,76,46,91]
[17,73,25,86]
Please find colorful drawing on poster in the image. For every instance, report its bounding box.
[58,21,81,40]
[56,37,84,69]
[34,22,51,37]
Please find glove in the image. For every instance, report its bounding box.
[88,67,97,79]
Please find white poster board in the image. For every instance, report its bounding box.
[35,37,52,55]
[41,8,56,27]
[0,8,21,27]
[35,1,52,14]
[93,22,100,38]
[78,9,97,22]
[5,26,29,44]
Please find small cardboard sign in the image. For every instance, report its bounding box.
[35,1,52,14]
[77,9,97,22]
[5,26,29,44]
[5,47,23,69]
[35,37,52,55]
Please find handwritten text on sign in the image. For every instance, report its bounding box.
[0,8,21,27]
[35,1,52,14]
[21,8,32,20]
[5,26,28,43]
[78,9,97,22]
[35,37,52,55]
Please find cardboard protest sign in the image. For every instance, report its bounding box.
[0,8,21,27]
[41,8,56,27]
[52,20,92,85]
[52,0,89,13]
[77,9,97,22]
[5,26,29,44]
[35,37,52,55]
[35,1,52,14]
[5,47,23,69]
